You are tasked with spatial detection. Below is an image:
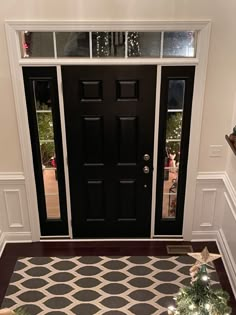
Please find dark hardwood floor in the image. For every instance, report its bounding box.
[0,241,235,312]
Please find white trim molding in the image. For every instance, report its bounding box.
[3,231,32,243]
[182,20,212,240]
[4,20,211,241]
[5,22,41,241]
[19,58,199,66]
[6,20,211,31]
[150,66,162,238]
[56,66,73,238]
[192,230,218,241]
[0,172,24,181]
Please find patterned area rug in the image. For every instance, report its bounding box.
[1,256,220,315]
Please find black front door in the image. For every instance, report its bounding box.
[62,66,156,238]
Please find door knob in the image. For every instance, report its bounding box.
[143,154,150,161]
[143,166,150,174]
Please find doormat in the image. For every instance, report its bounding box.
[1,256,220,315]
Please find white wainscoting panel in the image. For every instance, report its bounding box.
[192,172,236,297]
[199,188,217,227]
[0,172,32,238]
[193,174,224,233]
[0,173,33,256]
[4,189,24,228]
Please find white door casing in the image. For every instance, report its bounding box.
[4,20,211,240]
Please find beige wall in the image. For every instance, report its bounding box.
[1,0,236,179]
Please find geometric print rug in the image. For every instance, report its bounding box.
[1,256,220,315]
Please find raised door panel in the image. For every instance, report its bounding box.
[86,180,105,221]
[118,180,137,221]
[82,117,104,165]
[118,117,138,165]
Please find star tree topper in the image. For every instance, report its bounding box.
[188,246,221,266]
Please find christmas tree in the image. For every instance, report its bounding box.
[168,247,232,315]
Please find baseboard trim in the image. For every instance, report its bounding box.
[191,230,218,242]
[4,231,32,243]
[0,232,32,258]
[217,228,236,297]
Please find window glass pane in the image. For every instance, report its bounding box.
[37,113,54,144]
[128,32,161,57]
[162,141,181,219]
[33,80,61,219]
[163,31,196,57]
[45,185,60,219]
[168,80,185,110]
[166,112,183,141]
[56,32,89,57]
[92,32,125,57]
[162,80,185,220]
[20,32,54,58]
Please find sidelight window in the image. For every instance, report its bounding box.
[33,80,61,220]
[155,66,195,235]
[19,31,197,59]
[23,67,68,236]
[162,80,185,219]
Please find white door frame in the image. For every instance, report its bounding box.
[5,20,211,240]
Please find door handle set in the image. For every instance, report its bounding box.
[143,153,152,174]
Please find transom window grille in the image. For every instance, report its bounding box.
[19,31,197,59]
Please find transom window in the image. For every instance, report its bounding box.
[19,31,197,59]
